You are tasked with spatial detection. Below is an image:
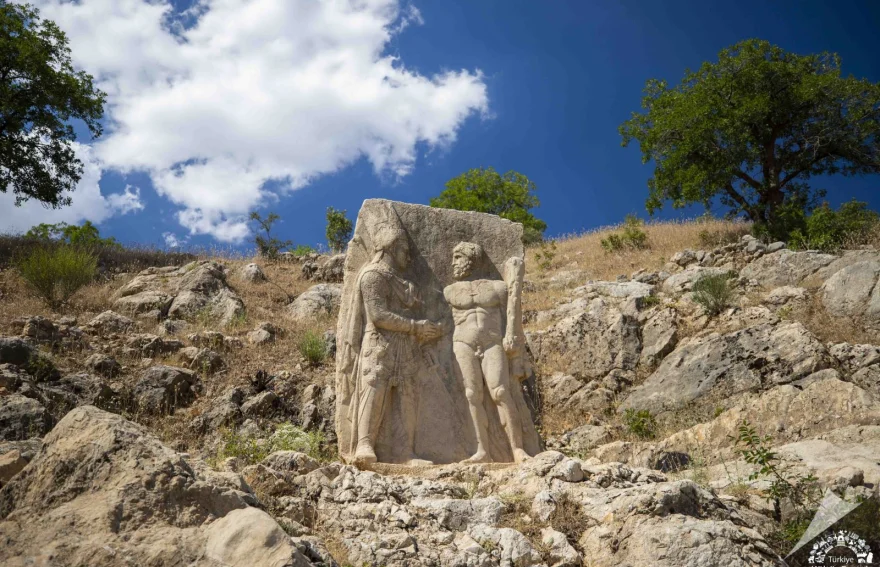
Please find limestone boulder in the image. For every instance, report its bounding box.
[639,307,678,365]
[0,337,36,367]
[204,507,313,567]
[741,249,836,287]
[0,395,52,441]
[112,261,245,326]
[821,260,880,325]
[0,405,319,567]
[286,284,342,321]
[662,266,730,293]
[532,298,640,379]
[238,262,267,283]
[84,353,121,378]
[575,479,777,567]
[582,280,654,299]
[654,377,880,464]
[302,254,345,283]
[84,310,134,335]
[133,365,200,414]
[621,322,831,413]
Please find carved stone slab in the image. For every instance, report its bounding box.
[335,199,541,464]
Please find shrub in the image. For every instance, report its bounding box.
[289,244,317,257]
[692,272,734,316]
[731,420,819,523]
[25,221,121,248]
[623,408,657,439]
[217,423,332,465]
[249,211,292,260]
[601,215,649,252]
[17,245,98,309]
[325,207,354,253]
[270,423,331,461]
[789,200,879,252]
[532,239,557,273]
[217,428,270,464]
[298,330,327,366]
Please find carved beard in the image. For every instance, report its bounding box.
[453,260,472,280]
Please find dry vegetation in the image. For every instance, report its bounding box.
[521,218,750,314]
[0,249,338,457]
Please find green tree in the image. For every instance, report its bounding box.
[1,3,106,208]
[430,167,547,244]
[325,206,353,253]
[25,220,120,248]
[249,211,292,259]
[620,39,880,240]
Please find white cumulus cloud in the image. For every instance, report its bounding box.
[0,143,144,234]
[29,0,490,242]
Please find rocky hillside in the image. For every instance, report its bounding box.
[2,220,880,566]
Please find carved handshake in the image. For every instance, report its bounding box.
[414,319,444,342]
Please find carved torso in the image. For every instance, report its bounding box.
[444,279,507,347]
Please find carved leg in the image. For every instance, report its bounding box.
[483,344,529,463]
[355,378,389,464]
[454,341,491,463]
[399,378,433,466]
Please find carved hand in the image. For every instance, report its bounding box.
[503,334,520,354]
[415,320,444,342]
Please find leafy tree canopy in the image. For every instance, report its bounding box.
[620,39,880,240]
[1,3,106,208]
[325,206,353,253]
[25,220,120,248]
[430,167,547,244]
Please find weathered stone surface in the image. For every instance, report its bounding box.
[0,337,36,367]
[654,378,880,464]
[204,506,313,567]
[582,280,654,299]
[662,266,730,293]
[302,254,346,283]
[336,200,540,465]
[134,365,200,413]
[821,260,880,325]
[0,395,52,441]
[622,322,831,413]
[113,261,245,326]
[127,333,184,357]
[0,406,315,567]
[85,353,121,377]
[532,298,640,380]
[84,310,134,335]
[575,479,776,566]
[287,283,342,321]
[741,249,836,287]
[556,424,611,455]
[248,322,278,345]
[238,262,267,283]
[639,307,677,365]
[763,285,807,306]
[829,342,880,371]
[20,316,59,341]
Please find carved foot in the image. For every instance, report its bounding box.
[354,442,377,465]
[464,449,490,463]
[512,449,531,463]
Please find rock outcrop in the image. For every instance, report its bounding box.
[0,406,318,567]
[112,261,245,325]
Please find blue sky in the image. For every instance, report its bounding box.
[4,0,880,251]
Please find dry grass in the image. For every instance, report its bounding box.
[524,218,750,282]
[784,293,880,346]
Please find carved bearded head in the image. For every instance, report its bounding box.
[452,241,482,280]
